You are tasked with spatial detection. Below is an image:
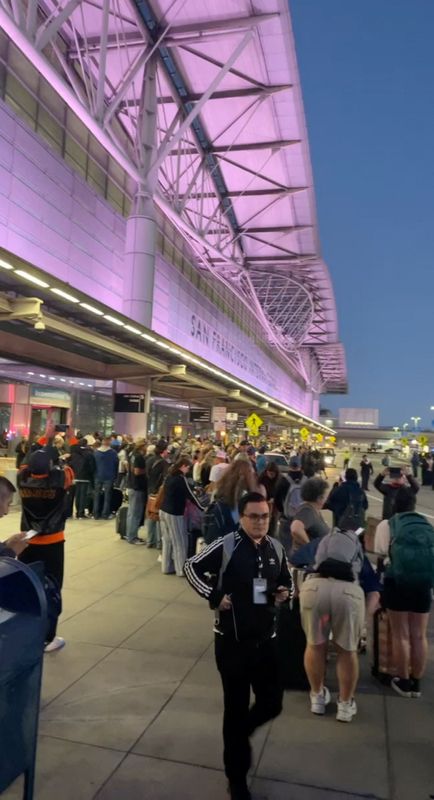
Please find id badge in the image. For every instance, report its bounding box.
[253,577,268,605]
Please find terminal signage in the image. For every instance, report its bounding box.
[114,393,145,413]
[212,406,226,424]
[245,412,264,437]
[189,409,211,424]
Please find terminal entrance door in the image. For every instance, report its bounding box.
[30,406,68,438]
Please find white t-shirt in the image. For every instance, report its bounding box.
[209,462,230,483]
[374,519,390,557]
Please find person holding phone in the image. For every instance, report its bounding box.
[374,466,419,520]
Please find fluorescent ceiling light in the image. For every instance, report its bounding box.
[59,378,66,382]
[27,371,34,375]
[124,324,141,334]
[157,342,170,349]
[15,269,49,288]
[49,376,56,380]
[104,315,124,326]
[80,302,104,316]
[51,288,79,303]
[39,374,46,378]
[0,259,13,270]
[142,333,156,342]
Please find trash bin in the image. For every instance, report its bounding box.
[0,557,47,799]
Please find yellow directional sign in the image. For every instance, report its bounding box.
[245,412,264,437]
[315,433,324,443]
[418,435,428,446]
[329,436,336,443]
[401,437,408,446]
[300,427,309,441]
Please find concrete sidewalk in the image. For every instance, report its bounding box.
[0,512,433,800]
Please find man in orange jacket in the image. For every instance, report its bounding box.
[18,447,74,652]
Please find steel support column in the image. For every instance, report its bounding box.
[123,53,158,328]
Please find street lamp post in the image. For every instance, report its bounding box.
[411,416,421,432]
[403,423,409,431]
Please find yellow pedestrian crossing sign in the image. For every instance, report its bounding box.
[245,412,264,437]
[300,427,309,441]
[418,435,428,446]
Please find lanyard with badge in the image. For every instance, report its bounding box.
[253,549,268,605]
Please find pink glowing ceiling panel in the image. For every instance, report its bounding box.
[0,0,347,392]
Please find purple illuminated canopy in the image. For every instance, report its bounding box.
[0,0,347,393]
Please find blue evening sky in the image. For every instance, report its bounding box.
[290,0,434,428]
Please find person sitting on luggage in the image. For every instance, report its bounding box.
[290,477,330,552]
[299,520,381,722]
[374,487,434,698]
[324,469,368,528]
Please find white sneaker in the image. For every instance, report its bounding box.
[157,554,162,563]
[44,636,65,653]
[310,686,331,715]
[336,698,357,722]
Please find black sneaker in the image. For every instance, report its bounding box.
[391,677,413,698]
[411,677,421,698]
[228,780,251,800]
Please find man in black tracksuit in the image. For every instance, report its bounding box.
[184,492,291,800]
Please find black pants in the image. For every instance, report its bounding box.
[215,635,283,784]
[361,476,369,490]
[19,541,64,642]
[75,481,90,516]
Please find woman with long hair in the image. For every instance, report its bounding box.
[159,457,204,576]
[214,459,264,524]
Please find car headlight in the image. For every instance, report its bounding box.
[325,457,332,464]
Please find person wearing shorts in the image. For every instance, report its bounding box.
[300,531,380,723]
[375,487,432,698]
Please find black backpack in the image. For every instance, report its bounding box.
[202,500,235,544]
[337,484,365,530]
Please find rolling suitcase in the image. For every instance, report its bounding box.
[277,598,310,690]
[371,608,397,685]
[116,505,128,539]
[111,487,123,514]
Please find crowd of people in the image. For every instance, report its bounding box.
[1,434,433,800]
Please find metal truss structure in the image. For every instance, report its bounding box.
[0,0,347,393]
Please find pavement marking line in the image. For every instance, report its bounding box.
[365,492,434,521]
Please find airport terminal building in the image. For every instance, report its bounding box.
[0,0,346,440]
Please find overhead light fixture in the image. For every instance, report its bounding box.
[87,383,92,387]
[142,333,156,342]
[69,380,75,384]
[39,374,46,378]
[27,371,34,375]
[59,378,66,382]
[79,382,85,386]
[51,288,79,303]
[0,259,13,270]
[49,376,56,380]
[104,315,124,326]
[15,270,50,288]
[80,302,104,316]
[124,324,141,334]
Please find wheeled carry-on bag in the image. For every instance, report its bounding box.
[371,608,397,685]
[277,597,310,690]
[116,506,128,539]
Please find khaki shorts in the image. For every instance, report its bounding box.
[300,575,365,652]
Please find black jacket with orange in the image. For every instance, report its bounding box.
[18,463,74,545]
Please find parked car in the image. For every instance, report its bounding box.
[263,452,290,474]
[319,448,335,466]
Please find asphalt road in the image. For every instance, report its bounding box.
[331,449,434,521]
